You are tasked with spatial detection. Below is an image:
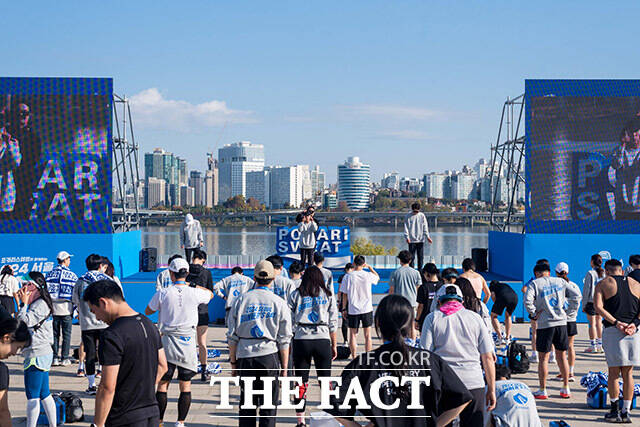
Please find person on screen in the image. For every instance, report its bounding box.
[10,102,41,218]
[611,119,640,220]
[0,105,22,214]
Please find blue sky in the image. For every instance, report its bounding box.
[4,1,639,182]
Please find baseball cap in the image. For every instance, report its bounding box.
[555,262,569,274]
[254,260,275,280]
[169,258,190,273]
[56,251,73,261]
[439,284,463,303]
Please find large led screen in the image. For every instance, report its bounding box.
[0,78,112,233]
[526,80,640,233]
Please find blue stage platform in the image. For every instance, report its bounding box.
[120,267,528,325]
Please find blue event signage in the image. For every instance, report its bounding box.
[276,226,351,267]
[0,77,112,233]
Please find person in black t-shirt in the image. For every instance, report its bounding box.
[0,315,31,425]
[83,280,167,427]
[489,281,518,345]
[187,248,215,382]
[416,263,441,331]
[327,294,471,427]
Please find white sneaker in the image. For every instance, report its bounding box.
[530,352,538,363]
[52,357,61,367]
[549,353,556,364]
[596,345,604,353]
[61,359,72,367]
[175,423,185,427]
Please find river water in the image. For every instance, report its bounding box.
[142,225,490,261]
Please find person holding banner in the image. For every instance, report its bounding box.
[45,251,78,367]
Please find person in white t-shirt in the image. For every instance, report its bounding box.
[339,255,379,358]
[145,258,213,427]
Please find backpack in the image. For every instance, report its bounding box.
[508,341,530,374]
[57,392,84,422]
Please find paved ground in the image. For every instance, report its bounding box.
[5,323,630,426]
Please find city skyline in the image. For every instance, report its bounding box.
[6,2,636,183]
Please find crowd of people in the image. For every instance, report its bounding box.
[0,243,638,426]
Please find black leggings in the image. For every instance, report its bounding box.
[82,329,102,376]
[300,248,314,268]
[292,339,332,413]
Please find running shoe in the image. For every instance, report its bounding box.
[596,346,604,353]
[620,410,632,423]
[559,388,571,399]
[569,375,575,382]
[52,357,61,366]
[76,369,85,377]
[585,346,597,353]
[86,385,97,395]
[549,352,556,364]
[174,423,185,427]
[605,402,621,423]
[530,352,538,363]
[533,390,548,400]
[61,359,72,367]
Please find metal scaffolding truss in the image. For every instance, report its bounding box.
[112,94,141,232]
[488,94,526,231]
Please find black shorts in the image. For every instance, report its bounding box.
[198,312,209,327]
[566,321,578,337]
[491,295,518,316]
[347,312,373,329]
[584,302,596,316]
[536,325,569,353]
[161,362,196,382]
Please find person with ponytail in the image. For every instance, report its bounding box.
[15,271,57,427]
[327,294,472,427]
[420,284,496,425]
[583,254,605,353]
[0,315,31,425]
[287,266,338,427]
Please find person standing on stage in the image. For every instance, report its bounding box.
[524,263,581,400]
[146,258,212,427]
[403,202,432,270]
[227,260,293,427]
[297,208,318,269]
[595,259,640,423]
[46,251,78,367]
[180,214,203,263]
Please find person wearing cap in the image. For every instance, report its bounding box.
[73,254,115,395]
[227,259,293,427]
[524,263,581,400]
[145,257,213,427]
[554,262,582,383]
[420,283,496,426]
[428,267,458,313]
[388,250,422,339]
[180,214,203,263]
[45,251,78,367]
[156,254,183,291]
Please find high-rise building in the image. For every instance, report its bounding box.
[381,172,400,190]
[246,169,270,206]
[268,165,311,209]
[178,158,188,185]
[451,173,477,200]
[310,165,325,197]
[324,192,337,209]
[180,185,195,207]
[423,173,448,199]
[218,141,265,202]
[146,177,166,208]
[204,169,219,208]
[337,157,371,211]
[189,171,204,206]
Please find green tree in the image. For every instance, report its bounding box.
[350,237,398,256]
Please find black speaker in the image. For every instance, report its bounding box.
[140,247,158,272]
[471,248,488,272]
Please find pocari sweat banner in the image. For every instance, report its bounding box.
[276,226,351,268]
